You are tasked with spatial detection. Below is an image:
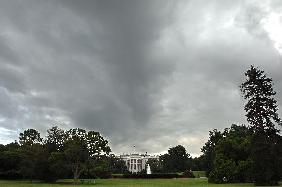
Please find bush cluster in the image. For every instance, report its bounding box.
[123,173,180,179]
[122,172,195,179]
[182,170,195,178]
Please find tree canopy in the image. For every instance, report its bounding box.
[0,127,113,183]
[160,145,192,173]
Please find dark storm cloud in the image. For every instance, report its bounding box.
[0,0,175,152]
[58,0,174,131]
[0,0,282,155]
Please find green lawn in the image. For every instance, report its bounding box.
[0,178,281,187]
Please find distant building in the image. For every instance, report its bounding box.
[119,151,159,173]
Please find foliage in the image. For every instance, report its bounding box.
[240,65,281,186]
[123,173,180,179]
[19,143,43,181]
[204,66,282,185]
[208,154,237,183]
[63,128,111,183]
[240,65,281,133]
[183,170,195,178]
[251,132,280,186]
[0,142,21,179]
[160,145,192,173]
[90,163,112,179]
[191,155,206,171]
[19,129,42,146]
[0,127,111,183]
[48,151,69,179]
[201,129,223,176]
[45,126,66,152]
[206,125,254,183]
[64,137,89,183]
[86,131,111,157]
[146,158,163,173]
[107,154,129,174]
[84,156,111,179]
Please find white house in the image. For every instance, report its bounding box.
[119,152,159,173]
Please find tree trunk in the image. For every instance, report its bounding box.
[73,164,79,185]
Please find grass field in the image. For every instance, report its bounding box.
[0,178,281,187]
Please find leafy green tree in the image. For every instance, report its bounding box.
[1,127,111,182]
[236,159,253,182]
[66,128,87,142]
[276,135,282,180]
[5,141,20,150]
[0,144,4,152]
[64,128,111,183]
[107,154,128,174]
[209,154,237,183]
[240,65,281,185]
[191,155,206,171]
[216,125,252,164]
[19,143,43,181]
[201,129,223,176]
[48,151,69,179]
[86,131,111,157]
[64,137,88,184]
[84,156,112,179]
[19,127,66,182]
[32,146,59,182]
[0,142,21,179]
[45,126,66,152]
[18,129,44,181]
[208,124,253,183]
[160,145,192,172]
[19,129,42,146]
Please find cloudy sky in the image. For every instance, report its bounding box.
[0,0,282,156]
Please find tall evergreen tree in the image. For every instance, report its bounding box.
[240,65,281,185]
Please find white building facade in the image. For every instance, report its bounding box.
[120,153,159,173]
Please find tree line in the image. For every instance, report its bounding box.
[0,127,127,183]
[0,127,198,182]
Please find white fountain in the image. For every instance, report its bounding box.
[146,164,151,175]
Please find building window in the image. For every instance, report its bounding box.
[134,164,136,170]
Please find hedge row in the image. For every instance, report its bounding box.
[120,170,195,179]
[123,173,180,179]
[0,170,22,180]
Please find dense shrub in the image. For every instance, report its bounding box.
[92,170,112,179]
[208,154,237,183]
[111,174,124,178]
[0,170,22,180]
[123,173,180,179]
[182,170,195,178]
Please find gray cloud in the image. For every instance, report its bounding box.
[0,0,282,156]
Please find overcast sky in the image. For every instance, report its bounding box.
[0,0,282,156]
